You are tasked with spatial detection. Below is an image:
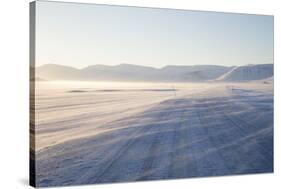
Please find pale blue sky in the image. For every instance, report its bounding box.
[36,1,274,68]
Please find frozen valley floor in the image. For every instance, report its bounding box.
[34,82,273,187]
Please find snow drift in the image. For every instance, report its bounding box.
[217,64,273,81]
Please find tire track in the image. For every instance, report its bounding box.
[78,100,179,184]
[167,102,192,178]
[135,129,164,181]
[136,99,193,181]
[220,110,273,161]
[196,102,232,174]
[103,100,182,182]
[199,96,272,173]
[210,93,273,160]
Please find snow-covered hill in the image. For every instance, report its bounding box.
[36,64,231,82]
[35,63,273,82]
[36,64,81,80]
[217,64,273,81]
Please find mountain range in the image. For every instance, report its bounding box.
[35,63,273,82]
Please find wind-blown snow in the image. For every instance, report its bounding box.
[34,81,273,187]
[217,64,273,81]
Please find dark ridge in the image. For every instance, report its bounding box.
[67,90,88,93]
[67,89,178,93]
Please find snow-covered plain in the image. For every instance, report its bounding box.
[34,81,273,187]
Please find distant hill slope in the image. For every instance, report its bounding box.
[36,63,273,82]
[161,65,231,81]
[36,64,81,80]
[217,64,273,81]
[81,64,160,81]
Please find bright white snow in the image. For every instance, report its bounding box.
[34,81,273,187]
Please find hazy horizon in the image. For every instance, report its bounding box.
[36,1,273,69]
[36,62,273,69]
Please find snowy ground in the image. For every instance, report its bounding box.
[34,81,273,187]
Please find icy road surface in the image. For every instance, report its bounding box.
[34,82,273,187]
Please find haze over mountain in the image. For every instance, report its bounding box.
[36,64,81,80]
[36,63,273,82]
[216,64,273,81]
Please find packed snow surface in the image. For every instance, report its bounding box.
[34,81,273,187]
